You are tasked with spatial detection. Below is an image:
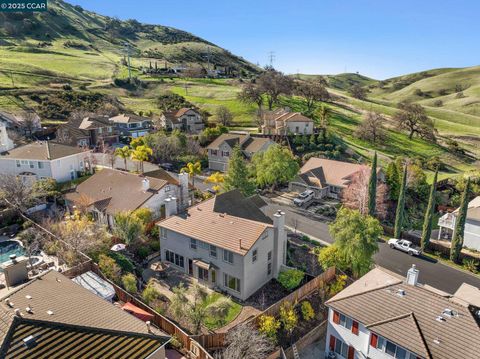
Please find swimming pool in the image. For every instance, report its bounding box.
[0,240,26,264]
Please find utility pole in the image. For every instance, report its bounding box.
[124,42,132,80]
[268,51,275,68]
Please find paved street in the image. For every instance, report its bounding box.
[264,200,480,294]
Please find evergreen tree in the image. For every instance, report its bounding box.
[450,178,470,263]
[394,165,407,239]
[368,152,377,217]
[224,146,256,196]
[385,161,400,200]
[420,168,438,250]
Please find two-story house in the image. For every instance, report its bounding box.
[109,113,153,139]
[207,132,274,172]
[325,265,480,359]
[0,141,91,183]
[159,108,204,134]
[65,168,189,227]
[289,157,384,200]
[261,108,314,135]
[438,196,480,250]
[158,190,287,301]
[56,115,119,148]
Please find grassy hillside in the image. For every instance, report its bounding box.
[296,73,377,90]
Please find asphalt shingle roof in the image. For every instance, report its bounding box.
[0,141,87,160]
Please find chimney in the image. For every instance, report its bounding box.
[272,210,286,278]
[142,178,150,192]
[406,264,419,286]
[14,309,21,317]
[178,172,190,209]
[146,321,152,333]
[165,196,177,217]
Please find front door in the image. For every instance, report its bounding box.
[211,269,216,284]
[160,204,166,219]
[188,259,193,275]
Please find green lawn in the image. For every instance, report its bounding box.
[202,292,242,330]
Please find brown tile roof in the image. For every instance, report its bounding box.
[159,190,272,255]
[65,168,168,214]
[78,116,111,130]
[144,168,179,186]
[326,268,480,359]
[0,271,169,358]
[0,141,88,160]
[242,137,274,154]
[175,108,195,117]
[299,158,368,188]
[207,133,247,150]
[163,108,198,124]
[207,133,273,155]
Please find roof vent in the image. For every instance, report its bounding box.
[46,310,54,315]
[25,295,32,300]
[436,316,446,322]
[14,309,21,317]
[26,306,33,314]
[433,338,441,345]
[442,309,458,318]
[5,298,14,308]
[396,289,406,297]
[23,335,37,349]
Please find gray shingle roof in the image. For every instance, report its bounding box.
[0,141,87,160]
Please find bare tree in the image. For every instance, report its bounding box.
[21,112,38,136]
[295,78,330,112]
[238,83,264,110]
[215,106,233,126]
[217,323,274,359]
[342,168,389,219]
[394,101,435,141]
[348,84,368,100]
[257,69,294,110]
[18,227,45,274]
[355,112,387,144]
[0,174,38,213]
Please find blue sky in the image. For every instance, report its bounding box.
[69,0,479,79]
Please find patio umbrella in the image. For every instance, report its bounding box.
[150,261,167,272]
[110,243,126,252]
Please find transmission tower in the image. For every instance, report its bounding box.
[268,51,275,68]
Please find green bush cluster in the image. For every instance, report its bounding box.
[277,268,305,291]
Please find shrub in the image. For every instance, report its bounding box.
[279,301,298,334]
[301,301,315,321]
[137,246,150,260]
[98,254,121,283]
[107,252,134,273]
[258,315,280,342]
[122,273,137,293]
[433,100,443,107]
[328,274,348,296]
[149,240,160,252]
[142,279,161,305]
[463,258,479,273]
[277,269,305,291]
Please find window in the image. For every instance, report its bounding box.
[374,334,412,359]
[16,160,20,168]
[267,262,272,275]
[98,127,103,134]
[29,161,35,169]
[268,251,272,261]
[210,150,218,156]
[223,273,240,292]
[160,227,167,239]
[252,249,257,263]
[198,267,209,281]
[210,245,217,258]
[222,151,230,157]
[165,250,184,268]
[223,249,234,264]
[190,238,197,250]
[165,185,170,192]
[329,336,353,359]
[200,241,209,250]
[108,126,113,132]
[21,160,28,165]
[37,161,44,169]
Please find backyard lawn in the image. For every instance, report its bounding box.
[202,292,243,330]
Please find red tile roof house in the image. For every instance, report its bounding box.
[289,157,385,200]
[325,266,480,359]
[65,168,190,228]
[157,190,287,301]
[261,108,314,135]
[159,108,204,134]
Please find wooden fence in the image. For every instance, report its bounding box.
[64,260,214,359]
[282,320,327,359]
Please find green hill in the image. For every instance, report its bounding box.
[296,73,377,90]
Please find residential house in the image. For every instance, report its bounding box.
[0,122,14,152]
[0,270,170,358]
[56,115,119,148]
[109,113,153,139]
[0,111,41,136]
[0,141,91,183]
[289,157,384,200]
[262,108,314,135]
[438,196,480,250]
[159,108,204,133]
[158,190,287,301]
[325,265,480,359]
[207,132,274,172]
[65,168,189,227]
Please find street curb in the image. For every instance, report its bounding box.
[285,226,331,247]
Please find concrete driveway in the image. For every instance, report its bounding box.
[264,199,480,294]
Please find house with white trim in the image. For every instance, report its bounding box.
[325,266,480,359]
[157,190,287,301]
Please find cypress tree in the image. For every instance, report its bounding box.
[450,178,470,263]
[224,146,256,196]
[368,152,377,217]
[420,168,438,250]
[394,165,407,239]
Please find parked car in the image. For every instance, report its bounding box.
[293,190,314,206]
[388,238,422,256]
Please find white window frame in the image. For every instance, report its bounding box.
[223,249,234,264]
[252,249,257,263]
